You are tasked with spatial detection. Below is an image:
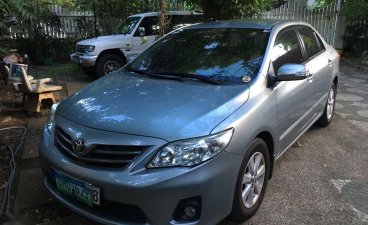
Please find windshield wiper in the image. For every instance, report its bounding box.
[125,67,149,75]
[150,71,222,85]
[125,67,184,82]
[126,68,221,85]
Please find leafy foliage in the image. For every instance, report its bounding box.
[311,0,335,7]
[183,0,283,20]
[74,0,158,34]
[342,0,368,24]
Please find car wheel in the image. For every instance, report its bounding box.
[316,83,336,127]
[96,54,125,77]
[230,138,270,222]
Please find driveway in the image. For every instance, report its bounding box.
[220,63,368,225]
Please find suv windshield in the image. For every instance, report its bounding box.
[128,28,270,84]
[115,16,140,34]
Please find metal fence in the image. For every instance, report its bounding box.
[8,7,95,39]
[7,3,188,39]
[255,0,342,47]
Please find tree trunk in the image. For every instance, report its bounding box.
[158,0,168,38]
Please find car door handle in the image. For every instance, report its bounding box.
[306,69,314,82]
[307,73,314,82]
[328,59,333,67]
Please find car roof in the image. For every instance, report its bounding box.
[129,11,203,18]
[186,19,300,30]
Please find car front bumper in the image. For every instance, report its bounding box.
[70,53,98,67]
[39,124,242,225]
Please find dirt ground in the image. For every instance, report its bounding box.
[0,63,89,224]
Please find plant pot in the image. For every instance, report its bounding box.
[43,57,53,66]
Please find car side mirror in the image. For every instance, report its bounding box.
[276,64,308,81]
[138,27,145,37]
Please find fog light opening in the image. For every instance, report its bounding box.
[184,206,197,218]
[173,196,201,222]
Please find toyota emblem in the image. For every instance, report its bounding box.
[73,138,87,154]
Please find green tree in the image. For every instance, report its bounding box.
[184,0,283,20]
[312,0,335,7]
[75,0,153,34]
[0,0,33,31]
[343,0,368,23]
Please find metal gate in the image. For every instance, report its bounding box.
[255,0,343,47]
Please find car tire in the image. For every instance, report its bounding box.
[316,83,336,127]
[230,138,270,222]
[96,54,125,78]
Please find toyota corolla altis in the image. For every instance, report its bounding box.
[40,20,339,225]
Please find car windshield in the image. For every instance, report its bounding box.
[115,16,140,34]
[128,28,270,84]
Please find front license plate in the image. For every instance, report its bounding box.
[52,169,100,206]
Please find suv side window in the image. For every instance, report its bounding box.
[272,28,304,73]
[134,16,158,36]
[297,27,323,59]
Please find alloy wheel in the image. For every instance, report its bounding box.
[327,87,335,120]
[241,152,266,208]
[103,61,120,75]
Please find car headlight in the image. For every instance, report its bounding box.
[84,45,95,52]
[147,129,233,168]
[46,102,59,133]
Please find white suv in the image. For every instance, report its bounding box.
[70,11,203,78]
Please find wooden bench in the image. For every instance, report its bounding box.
[17,67,63,112]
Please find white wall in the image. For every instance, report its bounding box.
[307,0,317,6]
[292,0,316,6]
[293,0,308,6]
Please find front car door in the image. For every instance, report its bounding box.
[296,26,332,114]
[132,16,158,54]
[271,27,316,154]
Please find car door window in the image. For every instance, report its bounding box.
[134,16,158,36]
[272,29,304,73]
[298,27,323,60]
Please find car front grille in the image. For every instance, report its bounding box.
[54,126,150,169]
[76,45,85,53]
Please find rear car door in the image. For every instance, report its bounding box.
[272,28,316,153]
[132,16,158,54]
[296,26,332,112]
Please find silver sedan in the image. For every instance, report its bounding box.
[40,20,339,225]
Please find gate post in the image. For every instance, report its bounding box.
[333,0,345,49]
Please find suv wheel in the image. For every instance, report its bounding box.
[96,54,125,77]
[230,138,270,222]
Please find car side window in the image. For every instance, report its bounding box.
[297,27,323,59]
[272,29,304,74]
[134,16,158,36]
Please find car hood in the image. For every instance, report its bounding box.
[77,34,129,46]
[57,71,249,141]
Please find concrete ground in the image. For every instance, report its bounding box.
[8,63,368,225]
